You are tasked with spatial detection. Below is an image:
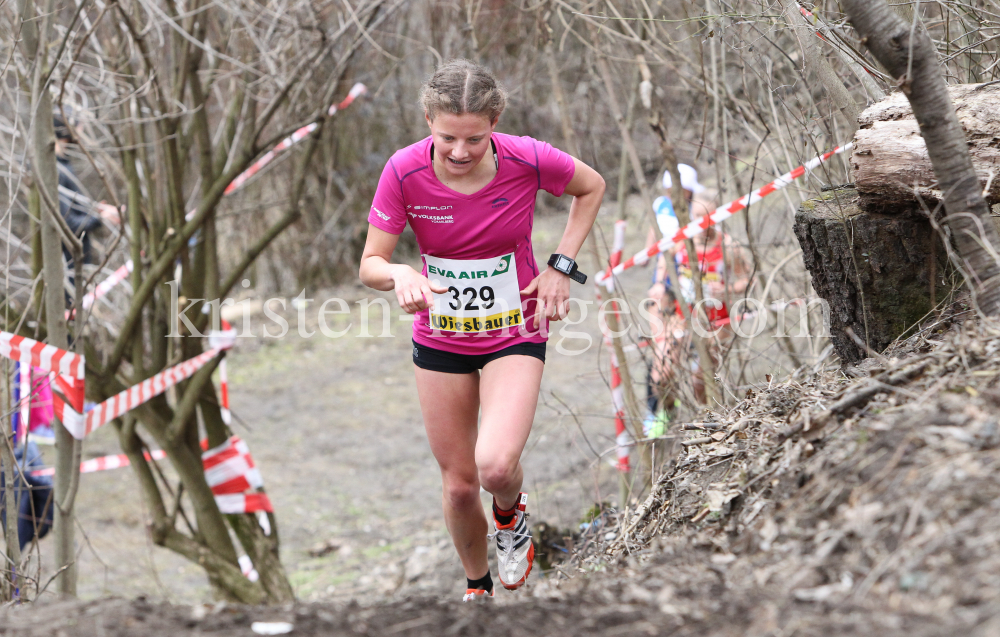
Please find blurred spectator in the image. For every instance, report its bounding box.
[53,114,119,267]
[0,441,54,551]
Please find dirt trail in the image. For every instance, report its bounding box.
[21,210,647,604]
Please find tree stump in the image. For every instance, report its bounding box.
[794,187,952,364]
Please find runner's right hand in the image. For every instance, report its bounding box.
[390,266,448,314]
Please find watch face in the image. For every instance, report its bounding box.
[556,256,573,272]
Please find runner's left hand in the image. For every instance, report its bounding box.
[520,268,571,328]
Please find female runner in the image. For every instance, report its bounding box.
[359,59,604,600]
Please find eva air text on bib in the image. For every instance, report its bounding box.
[424,253,523,333]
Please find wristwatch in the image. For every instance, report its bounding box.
[548,253,587,284]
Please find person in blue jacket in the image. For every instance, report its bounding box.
[53,114,120,266]
[0,441,54,551]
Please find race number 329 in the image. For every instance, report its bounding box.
[446,285,495,311]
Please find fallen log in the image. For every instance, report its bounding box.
[853,83,1000,214]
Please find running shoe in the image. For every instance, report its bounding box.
[462,588,495,602]
[490,492,534,590]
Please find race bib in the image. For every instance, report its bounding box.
[425,253,523,333]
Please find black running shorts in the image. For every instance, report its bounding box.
[412,339,546,374]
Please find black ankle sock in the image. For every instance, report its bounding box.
[493,500,516,526]
[467,571,494,593]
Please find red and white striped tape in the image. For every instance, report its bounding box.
[597,220,631,473]
[31,435,270,515]
[327,82,367,117]
[601,220,627,292]
[203,436,272,514]
[610,350,630,473]
[81,261,133,310]
[31,449,167,477]
[0,332,85,380]
[219,358,231,425]
[224,83,367,196]
[0,332,87,437]
[80,347,224,438]
[215,321,234,426]
[594,144,853,284]
[214,493,273,515]
[203,436,263,494]
[84,84,368,310]
[797,4,826,41]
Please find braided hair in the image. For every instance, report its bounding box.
[419,59,507,123]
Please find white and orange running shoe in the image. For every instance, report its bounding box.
[490,492,534,590]
[462,587,495,602]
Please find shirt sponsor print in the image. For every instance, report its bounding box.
[408,213,454,223]
[407,204,455,223]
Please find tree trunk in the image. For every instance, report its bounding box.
[794,187,951,364]
[18,0,80,591]
[1,372,20,600]
[842,0,1000,316]
[200,381,294,602]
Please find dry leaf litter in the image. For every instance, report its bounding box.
[524,305,1000,635]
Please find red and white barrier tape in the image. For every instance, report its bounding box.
[203,435,263,494]
[798,4,826,41]
[594,144,853,284]
[0,332,85,380]
[597,220,631,473]
[81,261,133,310]
[78,347,225,438]
[0,332,86,437]
[30,449,167,477]
[83,84,368,310]
[31,433,269,517]
[2,329,259,513]
[211,324,234,427]
[203,436,272,514]
[610,350,630,473]
[214,493,272,515]
[224,83,366,196]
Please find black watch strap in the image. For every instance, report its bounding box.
[548,254,588,285]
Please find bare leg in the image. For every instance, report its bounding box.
[414,367,489,579]
[476,355,544,510]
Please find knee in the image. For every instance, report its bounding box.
[442,476,480,511]
[477,458,517,495]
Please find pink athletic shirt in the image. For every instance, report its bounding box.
[368,133,577,355]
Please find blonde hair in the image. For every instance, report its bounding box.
[419,59,507,123]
